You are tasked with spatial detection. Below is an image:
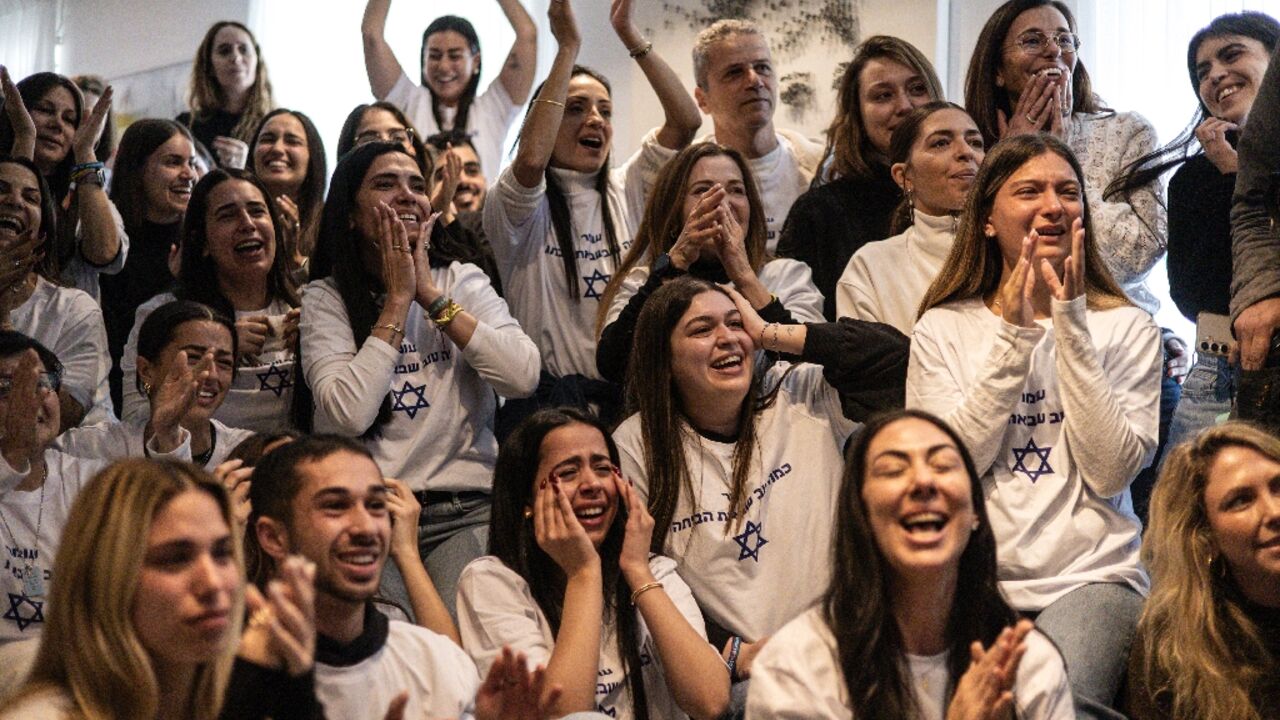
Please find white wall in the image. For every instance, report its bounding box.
[60,0,250,79]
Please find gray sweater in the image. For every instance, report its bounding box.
[1229,44,1280,320]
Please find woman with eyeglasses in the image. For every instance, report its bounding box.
[247,109,327,281]
[337,102,429,165]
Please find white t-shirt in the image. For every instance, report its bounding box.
[699,129,824,253]
[56,417,254,471]
[746,607,1076,719]
[121,293,297,434]
[482,130,674,379]
[384,72,519,180]
[613,363,855,641]
[602,258,826,328]
[836,210,956,333]
[0,440,190,644]
[315,619,480,720]
[457,554,706,720]
[61,197,129,302]
[907,297,1160,610]
[11,276,112,425]
[0,686,73,720]
[301,263,539,492]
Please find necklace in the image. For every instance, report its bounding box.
[0,458,48,597]
[192,422,217,467]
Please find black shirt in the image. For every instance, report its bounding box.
[1166,153,1235,322]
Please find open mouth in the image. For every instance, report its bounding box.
[0,214,25,235]
[1034,67,1065,80]
[579,136,605,151]
[170,184,193,198]
[1218,85,1243,103]
[234,239,266,257]
[900,511,949,535]
[710,354,743,371]
[336,549,380,580]
[264,158,291,172]
[1035,225,1067,238]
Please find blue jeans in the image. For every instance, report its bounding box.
[378,492,490,621]
[1032,582,1144,720]
[1165,354,1235,457]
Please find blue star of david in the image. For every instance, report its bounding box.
[582,269,611,300]
[1011,438,1054,483]
[4,592,43,631]
[733,520,769,562]
[390,381,430,419]
[256,362,293,397]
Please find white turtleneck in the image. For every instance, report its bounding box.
[835,210,957,334]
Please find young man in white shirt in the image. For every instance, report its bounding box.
[691,20,824,252]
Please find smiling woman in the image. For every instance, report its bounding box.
[247,109,327,279]
[179,21,274,169]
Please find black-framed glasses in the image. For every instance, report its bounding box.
[1007,31,1080,56]
[0,371,61,399]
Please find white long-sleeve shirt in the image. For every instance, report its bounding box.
[746,607,1075,720]
[613,363,856,641]
[301,261,539,492]
[61,198,128,302]
[11,276,112,425]
[906,296,1160,610]
[56,417,253,471]
[482,129,674,380]
[383,72,519,180]
[835,210,955,332]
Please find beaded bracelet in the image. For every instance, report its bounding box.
[426,296,450,318]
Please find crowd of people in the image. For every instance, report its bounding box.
[0,0,1275,718]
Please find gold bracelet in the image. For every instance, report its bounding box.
[432,301,464,327]
[373,322,404,338]
[630,581,663,604]
[533,98,565,108]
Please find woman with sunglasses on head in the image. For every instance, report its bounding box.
[248,109,327,281]
[485,0,701,431]
[748,409,1074,719]
[120,169,301,435]
[0,155,113,429]
[908,134,1160,719]
[178,21,274,170]
[457,407,730,719]
[0,69,126,303]
[836,102,985,335]
[301,140,538,617]
[613,276,908,702]
[361,0,537,177]
[595,141,824,385]
[777,36,944,320]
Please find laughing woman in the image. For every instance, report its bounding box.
[121,169,301,434]
[301,141,539,616]
[836,102,985,334]
[748,410,1074,719]
[457,407,730,719]
[248,109,327,280]
[483,0,700,429]
[907,134,1160,719]
[613,277,908,690]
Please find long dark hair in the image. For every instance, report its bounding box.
[109,119,195,238]
[421,16,482,134]
[135,300,238,397]
[248,108,328,258]
[626,277,789,550]
[597,143,768,333]
[519,66,620,300]
[886,101,973,234]
[827,409,1016,717]
[1106,12,1280,201]
[964,0,1109,150]
[489,407,650,720]
[0,156,58,280]
[176,168,299,319]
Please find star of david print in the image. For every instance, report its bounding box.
[582,269,611,300]
[256,362,293,397]
[391,381,430,419]
[3,592,43,631]
[1011,438,1054,483]
[733,520,769,562]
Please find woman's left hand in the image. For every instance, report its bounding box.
[1039,217,1085,302]
[72,85,112,164]
[0,67,35,160]
[281,307,301,353]
[411,207,444,309]
[721,284,767,351]
[239,555,317,677]
[429,147,462,221]
[383,477,422,563]
[212,458,253,530]
[616,472,655,586]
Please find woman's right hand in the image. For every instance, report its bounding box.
[997,233,1038,328]
[236,315,269,360]
[669,185,723,269]
[1196,117,1239,174]
[378,202,417,309]
[0,66,35,160]
[532,473,598,577]
[239,555,317,677]
[212,458,253,530]
[998,72,1065,139]
[0,351,41,469]
[945,619,1033,720]
[548,0,581,50]
[211,136,249,169]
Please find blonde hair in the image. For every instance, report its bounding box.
[917,133,1130,318]
[1138,423,1280,720]
[186,21,274,144]
[4,459,243,720]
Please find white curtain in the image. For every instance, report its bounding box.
[0,0,59,80]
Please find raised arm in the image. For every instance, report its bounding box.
[511,0,580,188]
[496,0,538,105]
[71,86,124,266]
[610,0,700,149]
[1,67,35,160]
[362,0,409,101]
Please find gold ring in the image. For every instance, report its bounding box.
[248,606,275,630]
[1026,113,1036,123]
